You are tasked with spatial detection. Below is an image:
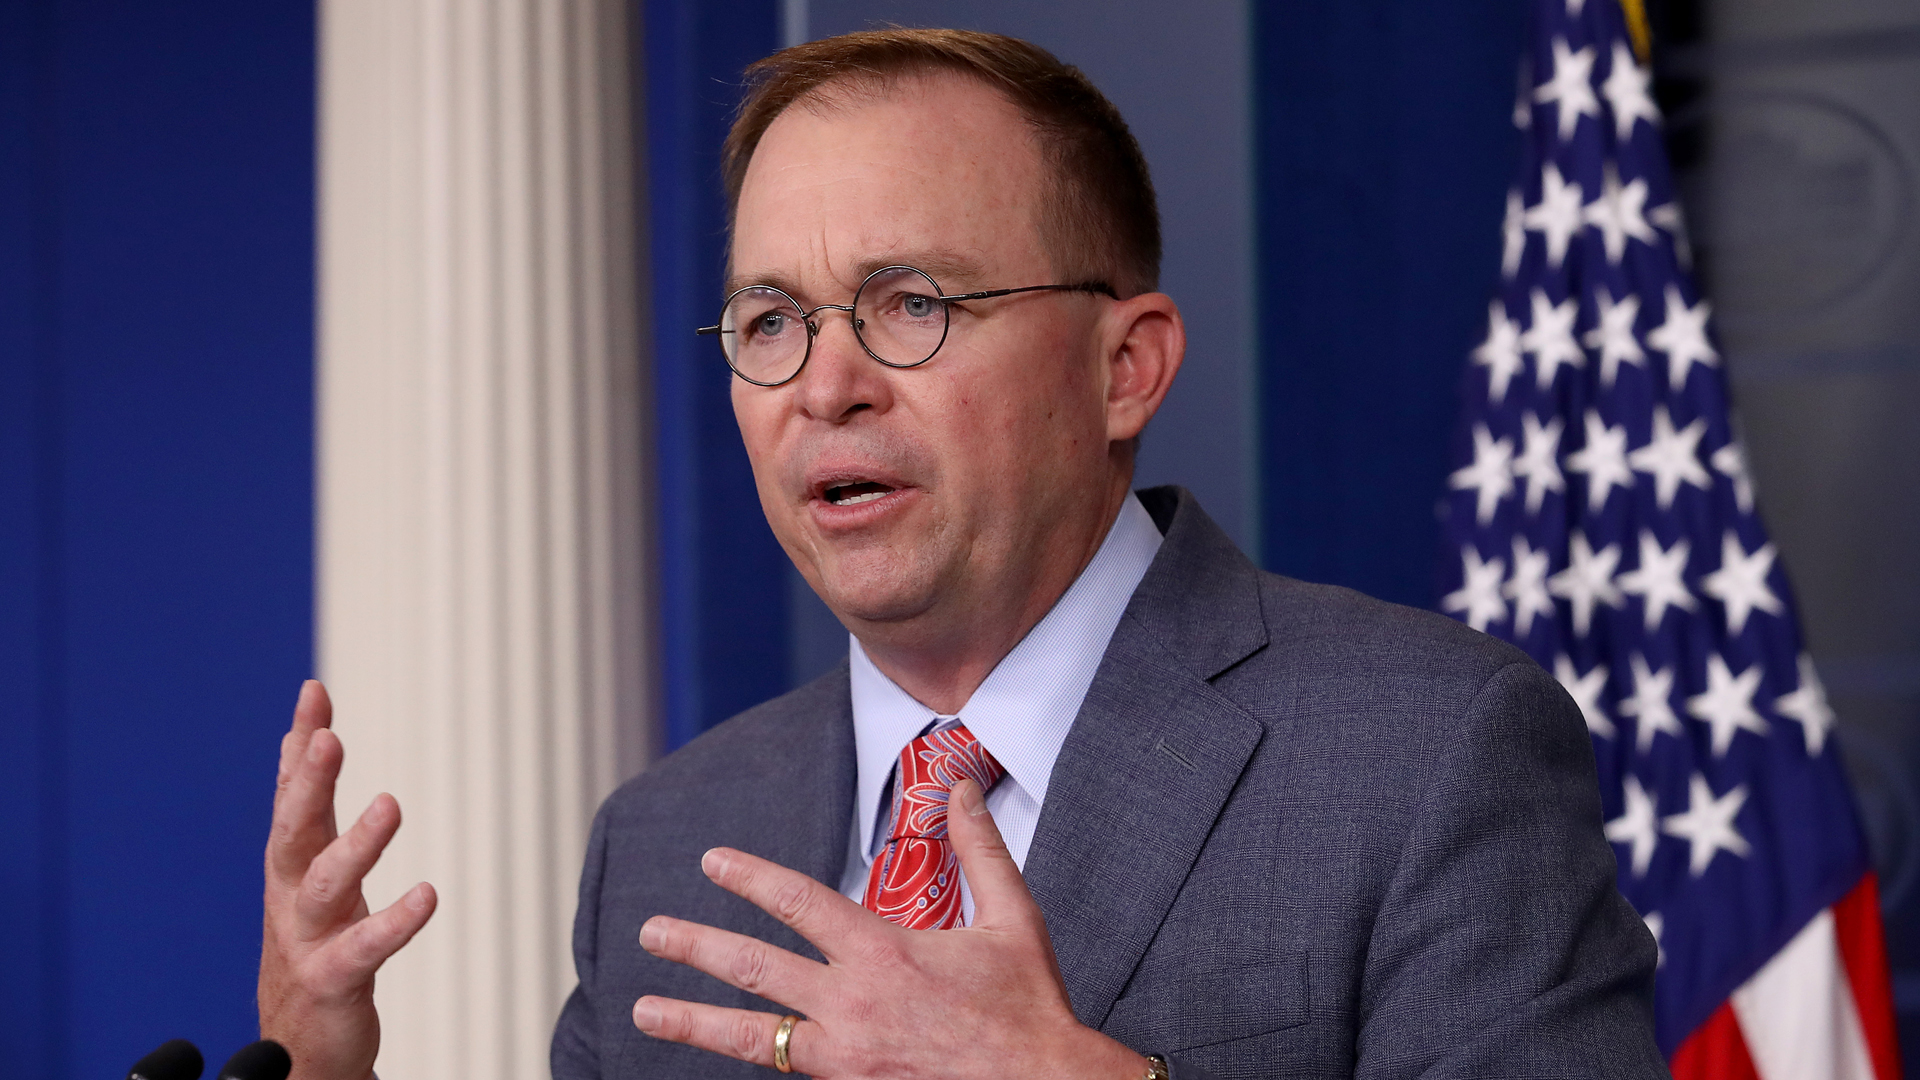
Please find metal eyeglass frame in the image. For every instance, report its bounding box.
[696,264,1118,387]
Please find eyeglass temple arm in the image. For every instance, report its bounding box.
[937,282,1118,302]
[696,325,722,335]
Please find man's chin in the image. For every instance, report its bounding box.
[812,565,946,629]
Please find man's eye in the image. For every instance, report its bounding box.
[901,295,938,319]
[752,312,791,337]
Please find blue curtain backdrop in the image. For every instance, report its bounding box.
[644,0,791,751]
[0,0,314,1074]
[1255,0,1526,608]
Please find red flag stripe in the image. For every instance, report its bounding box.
[1672,1001,1762,1080]
[1834,874,1904,1080]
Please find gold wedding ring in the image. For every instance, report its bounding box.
[773,1014,800,1074]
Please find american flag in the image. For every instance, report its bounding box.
[1438,0,1903,1075]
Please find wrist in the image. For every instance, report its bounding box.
[1053,1023,1152,1080]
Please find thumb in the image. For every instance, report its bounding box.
[948,778,1043,933]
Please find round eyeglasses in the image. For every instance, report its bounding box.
[696,265,1117,387]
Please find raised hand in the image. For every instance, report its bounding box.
[631,778,1149,1079]
[259,681,436,1080]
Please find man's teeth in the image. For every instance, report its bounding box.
[826,482,893,506]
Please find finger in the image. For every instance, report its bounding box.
[699,846,880,963]
[947,778,1044,932]
[295,793,402,931]
[309,882,436,998]
[267,726,345,887]
[639,915,826,1007]
[276,680,332,795]
[631,997,825,1074]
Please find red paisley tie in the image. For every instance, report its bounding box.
[862,724,1005,930]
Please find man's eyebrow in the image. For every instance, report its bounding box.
[723,269,805,298]
[723,251,992,301]
[851,251,989,289]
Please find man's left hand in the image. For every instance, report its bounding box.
[632,778,1150,1079]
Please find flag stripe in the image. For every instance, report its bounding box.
[1834,874,1905,1080]
[1671,1001,1762,1080]
[1730,905,1877,1080]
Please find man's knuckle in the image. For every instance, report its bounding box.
[770,878,815,923]
[304,867,339,908]
[855,934,908,970]
[728,1014,764,1058]
[728,943,771,992]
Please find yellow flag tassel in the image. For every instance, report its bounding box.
[1619,0,1653,62]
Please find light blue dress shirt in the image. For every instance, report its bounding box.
[836,492,1164,924]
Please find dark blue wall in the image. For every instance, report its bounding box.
[0,1,315,1075]
[643,0,788,749]
[1256,0,1527,608]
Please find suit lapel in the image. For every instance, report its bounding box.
[1022,488,1270,1028]
[796,664,858,890]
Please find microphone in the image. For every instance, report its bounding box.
[127,1039,204,1080]
[215,1040,292,1080]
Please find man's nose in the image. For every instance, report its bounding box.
[794,309,892,421]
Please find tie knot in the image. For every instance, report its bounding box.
[887,724,1005,842]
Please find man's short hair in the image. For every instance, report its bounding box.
[724,28,1162,298]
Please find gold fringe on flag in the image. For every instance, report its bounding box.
[1619,0,1653,62]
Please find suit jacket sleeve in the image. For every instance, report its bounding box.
[1353,658,1662,1079]
[552,802,611,1080]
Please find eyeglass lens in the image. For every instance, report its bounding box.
[717,266,950,385]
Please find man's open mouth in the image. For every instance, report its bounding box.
[823,481,896,506]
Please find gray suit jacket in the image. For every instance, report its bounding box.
[552,487,1664,1079]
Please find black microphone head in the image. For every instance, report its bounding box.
[128,1038,204,1080]
[216,1040,292,1080]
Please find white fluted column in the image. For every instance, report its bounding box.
[316,2,653,1078]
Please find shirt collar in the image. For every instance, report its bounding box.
[847,491,1164,859]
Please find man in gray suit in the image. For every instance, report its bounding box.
[260,28,1663,1080]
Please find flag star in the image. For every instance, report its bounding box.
[1584,290,1645,388]
[1582,164,1657,265]
[1644,911,1664,966]
[1450,424,1515,525]
[1566,411,1634,511]
[1617,531,1696,631]
[1443,547,1508,632]
[1473,301,1525,405]
[1662,773,1751,876]
[1649,202,1693,268]
[1628,406,1712,510]
[1646,285,1719,390]
[1711,440,1756,513]
[1512,412,1566,513]
[1606,774,1660,877]
[1701,531,1784,635]
[1501,189,1527,278]
[1620,654,1685,753]
[1556,654,1615,738]
[1534,38,1600,141]
[1687,653,1769,757]
[1548,532,1624,637]
[1505,536,1555,637]
[1521,289,1585,388]
[1774,653,1836,756]
[1601,41,1661,140]
[1524,164,1586,268]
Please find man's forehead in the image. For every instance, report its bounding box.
[728,73,1050,297]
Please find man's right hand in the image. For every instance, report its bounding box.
[260,680,436,1080]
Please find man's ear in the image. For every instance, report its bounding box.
[1102,293,1185,443]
